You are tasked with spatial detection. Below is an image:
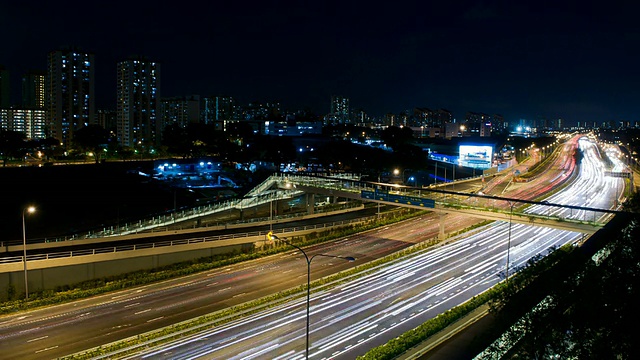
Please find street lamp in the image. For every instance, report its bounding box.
[393,168,400,184]
[377,171,386,218]
[269,233,355,359]
[401,168,413,186]
[22,206,35,300]
[505,201,516,285]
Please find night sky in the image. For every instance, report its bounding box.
[3,1,640,125]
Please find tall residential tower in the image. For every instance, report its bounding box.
[116,56,161,148]
[46,48,95,147]
[22,70,46,109]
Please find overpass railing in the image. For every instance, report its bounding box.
[278,174,616,229]
[0,216,376,265]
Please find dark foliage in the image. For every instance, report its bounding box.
[492,198,640,359]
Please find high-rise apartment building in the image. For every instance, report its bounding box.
[201,96,237,131]
[160,95,200,129]
[116,56,161,148]
[329,95,350,124]
[240,101,281,121]
[46,48,95,147]
[491,114,506,131]
[22,70,46,109]
[0,65,10,108]
[0,108,47,139]
[465,112,492,137]
[435,109,452,128]
[413,108,435,127]
[96,109,117,133]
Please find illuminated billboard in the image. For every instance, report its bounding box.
[459,145,493,169]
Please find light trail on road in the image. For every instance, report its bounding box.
[126,136,620,359]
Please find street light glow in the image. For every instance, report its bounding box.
[269,233,354,359]
[23,205,36,300]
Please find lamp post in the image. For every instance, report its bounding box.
[22,206,35,300]
[401,168,414,186]
[269,234,355,359]
[377,172,384,218]
[505,201,515,285]
[270,191,275,232]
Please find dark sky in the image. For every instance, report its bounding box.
[2,1,640,125]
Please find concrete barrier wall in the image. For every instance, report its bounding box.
[0,224,365,301]
[3,205,365,253]
[0,240,256,301]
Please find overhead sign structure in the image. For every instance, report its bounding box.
[361,190,435,208]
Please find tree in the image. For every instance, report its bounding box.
[0,130,27,166]
[486,197,640,359]
[72,124,111,163]
[38,137,64,160]
[381,125,414,150]
[162,123,191,158]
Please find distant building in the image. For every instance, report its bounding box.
[47,47,95,147]
[493,114,506,131]
[201,96,238,131]
[444,122,461,139]
[435,109,452,128]
[266,120,323,136]
[22,70,46,109]
[160,95,201,129]
[413,107,435,127]
[0,68,47,139]
[464,112,492,137]
[410,126,440,138]
[384,113,396,127]
[240,101,281,121]
[327,95,350,124]
[96,109,117,133]
[0,108,47,139]
[116,56,161,148]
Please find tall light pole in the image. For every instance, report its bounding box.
[505,201,515,285]
[402,168,408,185]
[270,192,274,232]
[377,172,383,218]
[22,206,36,300]
[269,234,355,359]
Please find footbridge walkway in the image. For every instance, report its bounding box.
[274,173,619,235]
[12,170,617,248]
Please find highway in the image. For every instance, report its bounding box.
[0,135,620,359]
[120,137,614,359]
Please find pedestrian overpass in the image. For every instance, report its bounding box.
[26,171,617,245]
[271,173,619,236]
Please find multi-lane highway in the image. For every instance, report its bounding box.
[0,135,622,359]
[120,137,616,359]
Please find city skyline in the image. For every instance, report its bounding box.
[3,2,640,125]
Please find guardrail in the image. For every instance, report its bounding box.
[2,176,312,246]
[0,217,374,265]
[0,200,365,248]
